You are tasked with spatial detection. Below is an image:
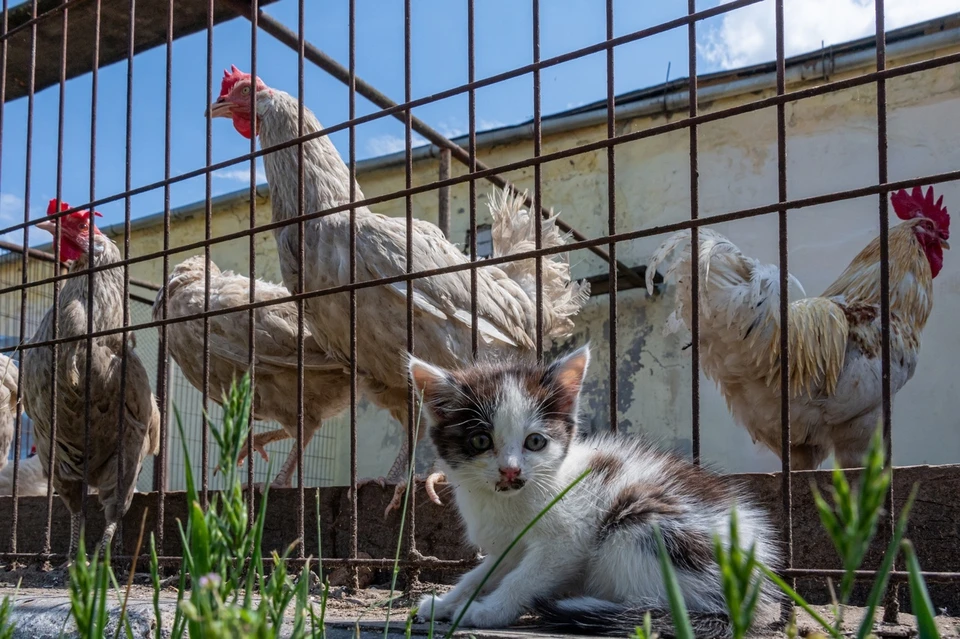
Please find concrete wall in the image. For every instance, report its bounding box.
[2,38,958,485]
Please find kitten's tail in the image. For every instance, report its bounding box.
[534,597,732,639]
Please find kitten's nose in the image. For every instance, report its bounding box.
[499,466,521,482]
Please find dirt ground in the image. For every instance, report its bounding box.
[0,563,956,637]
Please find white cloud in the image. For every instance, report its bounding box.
[478,118,507,131]
[365,133,428,157]
[700,0,957,70]
[214,167,267,183]
[0,193,24,222]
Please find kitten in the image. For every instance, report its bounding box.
[409,344,782,637]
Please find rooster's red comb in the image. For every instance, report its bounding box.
[46,199,103,220]
[891,186,949,236]
[219,64,249,99]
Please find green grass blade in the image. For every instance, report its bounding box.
[758,565,842,639]
[903,540,941,639]
[855,484,918,639]
[652,525,694,639]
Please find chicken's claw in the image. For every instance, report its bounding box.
[236,440,270,467]
[382,472,446,519]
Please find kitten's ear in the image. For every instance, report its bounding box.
[547,344,591,397]
[408,354,452,401]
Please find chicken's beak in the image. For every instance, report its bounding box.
[207,98,233,119]
[35,220,57,235]
[941,238,950,250]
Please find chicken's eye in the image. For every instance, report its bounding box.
[524,433,547,451]
[241,86,251,96]
[468,433,492,452]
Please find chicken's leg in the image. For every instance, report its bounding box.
[270,429,317,488]
[97,521,118,558]
[67,512,81,563]
[236,428,289,467]
[382,437,445,518]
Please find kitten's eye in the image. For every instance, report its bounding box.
[469,433,492,452]
[524,433,547,451]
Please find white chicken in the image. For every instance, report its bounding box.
[209,66,590,513]
[156,256,352,489]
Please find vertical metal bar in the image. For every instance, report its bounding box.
[875,0,898,624]
[775,0,794,621]
[295,0,306,558]
[532,0,543,362]
[467,0,478,358]
[113,0,137,557]
[247,0,260,518]
[201,0,214,509]
[82,0,102,528]
[348,0,359,589]
[403,0,419,585]
[155,0,174,551]
[11,0,38,554]
[437,148,451,239]
[687,0,700,463]
[43,0,67,559]
[605,0,617,433]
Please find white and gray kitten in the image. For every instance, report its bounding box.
[409,344,781,637]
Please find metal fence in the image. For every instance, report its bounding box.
[0,0,957,622]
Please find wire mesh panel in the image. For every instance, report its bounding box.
[0,0,955,622]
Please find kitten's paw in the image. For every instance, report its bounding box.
[415,594,452,622]
[456,599,515,628]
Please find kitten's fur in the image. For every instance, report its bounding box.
[409,345,781,637]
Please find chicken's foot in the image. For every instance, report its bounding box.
[383,472,446,519]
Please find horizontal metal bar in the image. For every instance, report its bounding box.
[0,239,160,291]
[2,159,957,339]
[4,45,956,266]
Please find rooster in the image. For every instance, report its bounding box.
[22,200,161,558]
[208,66,590,513]
[156,255,353,489]
[0,354,20,472]
[647,186,949,469]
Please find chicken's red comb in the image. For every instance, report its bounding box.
[46,199,103,219]
[219,64,249,99]
[891,186,949,235]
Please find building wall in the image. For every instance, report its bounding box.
[2,39,958,486]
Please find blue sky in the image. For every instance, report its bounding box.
[0,0,955,244]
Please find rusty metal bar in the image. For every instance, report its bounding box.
[533,0,544,361]
[152,0,173,549]
[402,0,419,586]
[79,0,101,533]
[775,0,794,625]
[41,0,66,561]
[687,0,700,462]
[606,0,618,434]
[467,0,478,357]
[295,0,306,560]
[875,0,900,624]
[437,148,451,239]
[200,0,213,510]
[245,0,260,522]
[347,0,360,589]
[217,0,644,290]
[9,0,37,555]
[112,0,134,554]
